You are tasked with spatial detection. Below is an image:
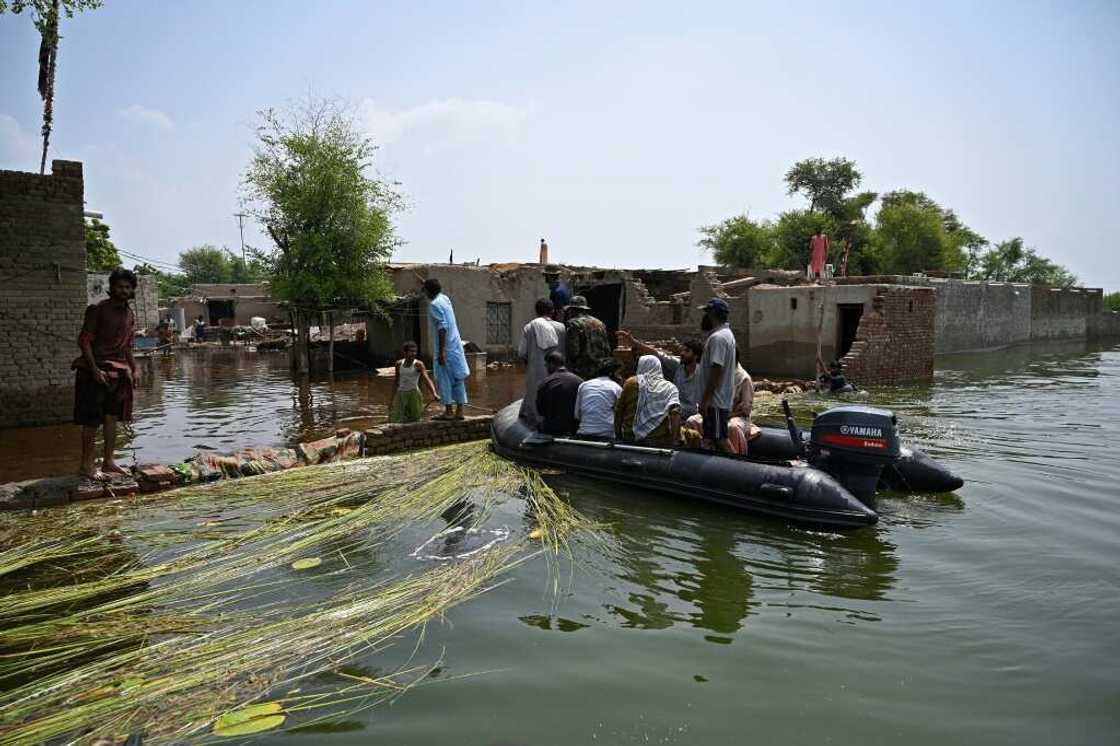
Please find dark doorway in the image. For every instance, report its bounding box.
[836,303,864,358]
[207,299,236,326]
[578,283,623,341]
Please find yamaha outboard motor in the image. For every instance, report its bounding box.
[808,406,900,503]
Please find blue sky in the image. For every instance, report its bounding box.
[2,1,1117,290]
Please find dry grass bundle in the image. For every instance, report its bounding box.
[0,442,593,744]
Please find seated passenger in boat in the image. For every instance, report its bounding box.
[574,359,623,438]
[536,351,583,436]
[615,355,682,447]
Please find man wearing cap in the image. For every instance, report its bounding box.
[697,298,737,453]
[564,296,613,380]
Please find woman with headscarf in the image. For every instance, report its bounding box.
[614,355,682,447]
[518,298,567,426]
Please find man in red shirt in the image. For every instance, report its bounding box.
[809,230,830,281]
[73,268,141,480]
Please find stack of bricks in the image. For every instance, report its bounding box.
[840,285,936,386]
[0,160,88,427]
[364,415,493,456]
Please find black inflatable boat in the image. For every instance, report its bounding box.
[490,400,963,529]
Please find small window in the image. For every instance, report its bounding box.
[486,302,512,345]
[790,297,798,310]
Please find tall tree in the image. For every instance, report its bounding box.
[698,213,774,268]
[242,96,402,372]
[178,244,232,284]
[784,157,862,214]
[84,217,121,271]
[875,190,977,274]
[0,0,102,173]
[973,238,1077,287]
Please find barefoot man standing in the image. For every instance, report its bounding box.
[73,267,141,480]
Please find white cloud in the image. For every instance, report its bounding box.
[0,114,40,168]
[118,104,174,131]
[359,97,527,147]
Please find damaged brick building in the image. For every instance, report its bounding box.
[367,262,1117,385]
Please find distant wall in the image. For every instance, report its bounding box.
[933,280,1032,353]
[836,276,1103,353]
[0,161,87,427]
[88,272,160,331]
[1030,286,1092,341]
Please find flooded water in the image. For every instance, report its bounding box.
[0,349,524,482]
[278,340,1115,746]
[4,342,1119,744]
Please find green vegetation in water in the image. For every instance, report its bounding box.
[0,442,595,745]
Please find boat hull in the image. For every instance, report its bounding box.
[490,402,878,528]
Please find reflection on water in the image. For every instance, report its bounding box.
[0,349,524,482]
[565,476,901,640]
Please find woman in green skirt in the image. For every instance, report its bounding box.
[390,341,440,423]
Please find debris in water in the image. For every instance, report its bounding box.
[291,557,322,570]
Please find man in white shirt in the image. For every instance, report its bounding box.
[573,359,623,438]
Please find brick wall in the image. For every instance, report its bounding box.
[364,416,493,455]
[88,272,160,331]
[0,161,87,427]
[841,286,935,385]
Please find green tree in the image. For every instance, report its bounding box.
[228,252,267,283]
[784,157,862,214]
[1104,292,1120,312]
[0,1,103,173]
[84,217,121,271]
[873,201,955,275]
[242,96,402,372]
[698,214,774,268]
[973,238,1077,287]
[874,190,975,274]
[135,263,191,299]
[768,209,831,270]
[178,244,232,284]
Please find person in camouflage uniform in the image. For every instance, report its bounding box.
[564,296,614,380]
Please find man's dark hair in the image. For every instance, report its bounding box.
[682,339,703,360]
[707,305,729,323]
[423,278,442,298]
[595,358,622,378]
[545,350,565,371]
[108,267,138,290]
[403,340,418,350]
[535,298,554,316]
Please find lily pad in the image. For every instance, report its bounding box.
[291,557,322,570]
[212,702,286,737]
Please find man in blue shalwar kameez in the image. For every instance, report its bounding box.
[423,278,470,419]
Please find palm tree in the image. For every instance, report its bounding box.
[0,0,102,173]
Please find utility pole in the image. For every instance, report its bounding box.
[233,212,248,266]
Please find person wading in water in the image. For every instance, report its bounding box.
[73,267,141,481]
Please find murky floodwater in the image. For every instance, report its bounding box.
[4,342,1119,744]
[0,349,524,482]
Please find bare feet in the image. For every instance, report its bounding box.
[100,462,129,477]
